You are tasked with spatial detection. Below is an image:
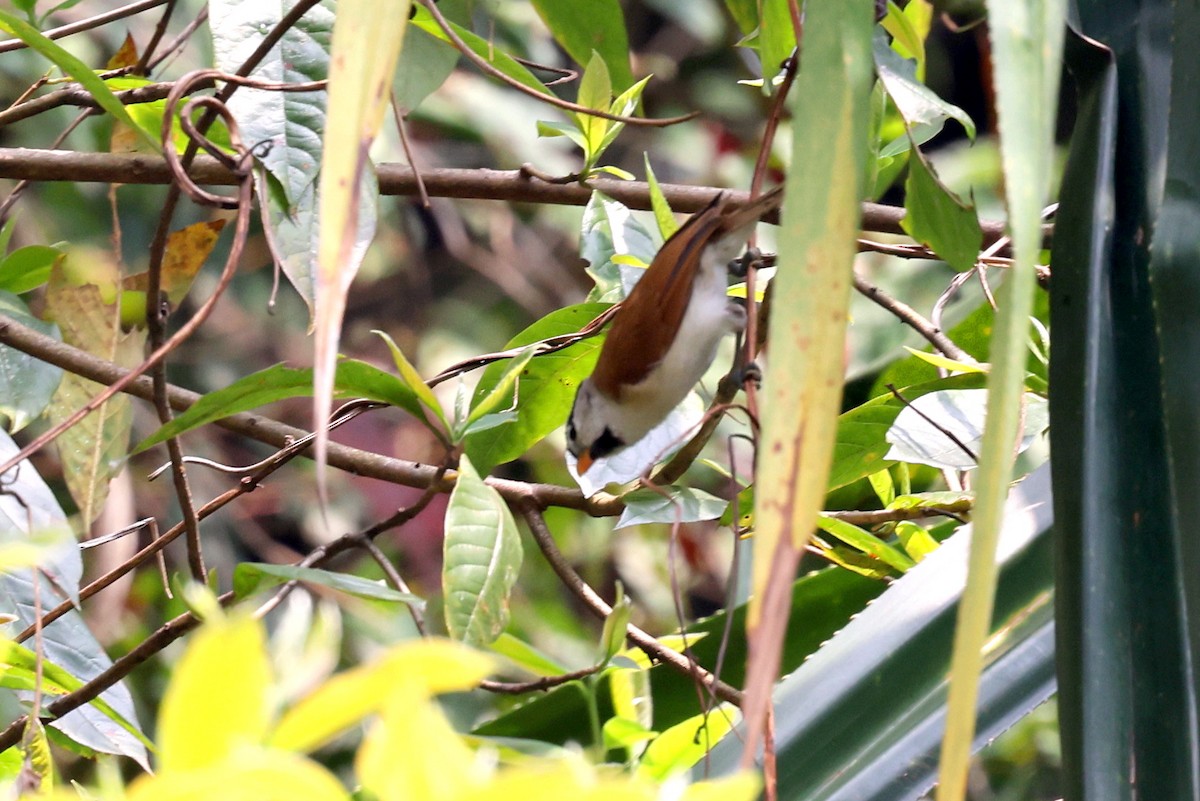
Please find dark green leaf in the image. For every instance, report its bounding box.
[530,0,634,91]
[900,151,983,272]
[0,292,62,433]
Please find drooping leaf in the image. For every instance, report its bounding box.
[615,487,729,529]
[580,192,661,301]
[393,0,469,113]
[442,456,523,645]
[875,39,976,156]
[900,150,983,272]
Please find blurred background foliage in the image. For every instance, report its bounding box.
[0,0,1059,797]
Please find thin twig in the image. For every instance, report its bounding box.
[0,0,168,54]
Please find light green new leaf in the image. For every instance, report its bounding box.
[817,515,915,572]
[464,347,537,432]
[644,157,679,238]
[442,456,523,645]
[375,329,449,432]
[637,705,739,781]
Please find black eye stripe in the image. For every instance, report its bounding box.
[591,427,624,460]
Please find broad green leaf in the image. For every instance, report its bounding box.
[530,0,634,91]
[901,150,983,272]
[463,303,609,475]
[393,0,469,113]
[875,39,975,155]
[0,245,60,294]
[759,0,797,87]
[937,0,1065,794]
[644,156,679,238]
[0,292,62,432]
[210,0,334,203]
[829,373,987,492]
[817,515,915,572]
[0,10,157,150]
[158,615,272,772]
[270,639,491,753]
[135,358,429,453]
[232,563,425,607]
[615,487,729,529]
[442,456,523,645]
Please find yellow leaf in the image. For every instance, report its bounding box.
[269,638,492,753]
[157,615,272,772]
[123,219,227,307]
[127,749,348,801]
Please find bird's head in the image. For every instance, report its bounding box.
[566,378,631,474]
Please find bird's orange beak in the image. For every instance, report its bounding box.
[576,451,595,475]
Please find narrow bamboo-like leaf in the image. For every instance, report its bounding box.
[0,10,157,151]
[313,0,410,499]
[442,456,523,645]
[745,0,878,762]
[937,0,1065,796]
[232,563,424,606]
[530,0,634,90]
[374,329,448,431]
[410,6,550,95]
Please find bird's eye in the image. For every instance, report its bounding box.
[566,420,577,441]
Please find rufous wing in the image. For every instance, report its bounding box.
[589,186,784,398]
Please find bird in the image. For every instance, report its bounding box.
[566,185,784,475]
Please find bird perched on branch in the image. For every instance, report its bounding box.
[566,186,784,475]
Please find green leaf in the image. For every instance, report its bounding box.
[900,150,983,272]
[875,38,975,152]
[575,51,613,164]
[580,191,660,301]
[828,373,987,491]
[157,614,272,772]
[867,468,895,507]
[599,588,633,662]
[463,303,609,475]
[393,0,469,113]
[0,9,157,150]
[723,0,759,35]
[904,346,988,374]
[135,358,432,453]
[759,0,797,87]
[0,292,62,433]
[937,0,1065,791]
[410,5,550,96]
[644,156,679,238]
[464,346,536,430]
[638,705,739,781]
[232,563,425,606]
[442,456,523,645]
[615,487,729,529]
[530,0,635,91]
[896,520,941,562]
[817,515,915,572]
[0,245,60,294]
[489,633,571,678]
[375,329,449,431]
